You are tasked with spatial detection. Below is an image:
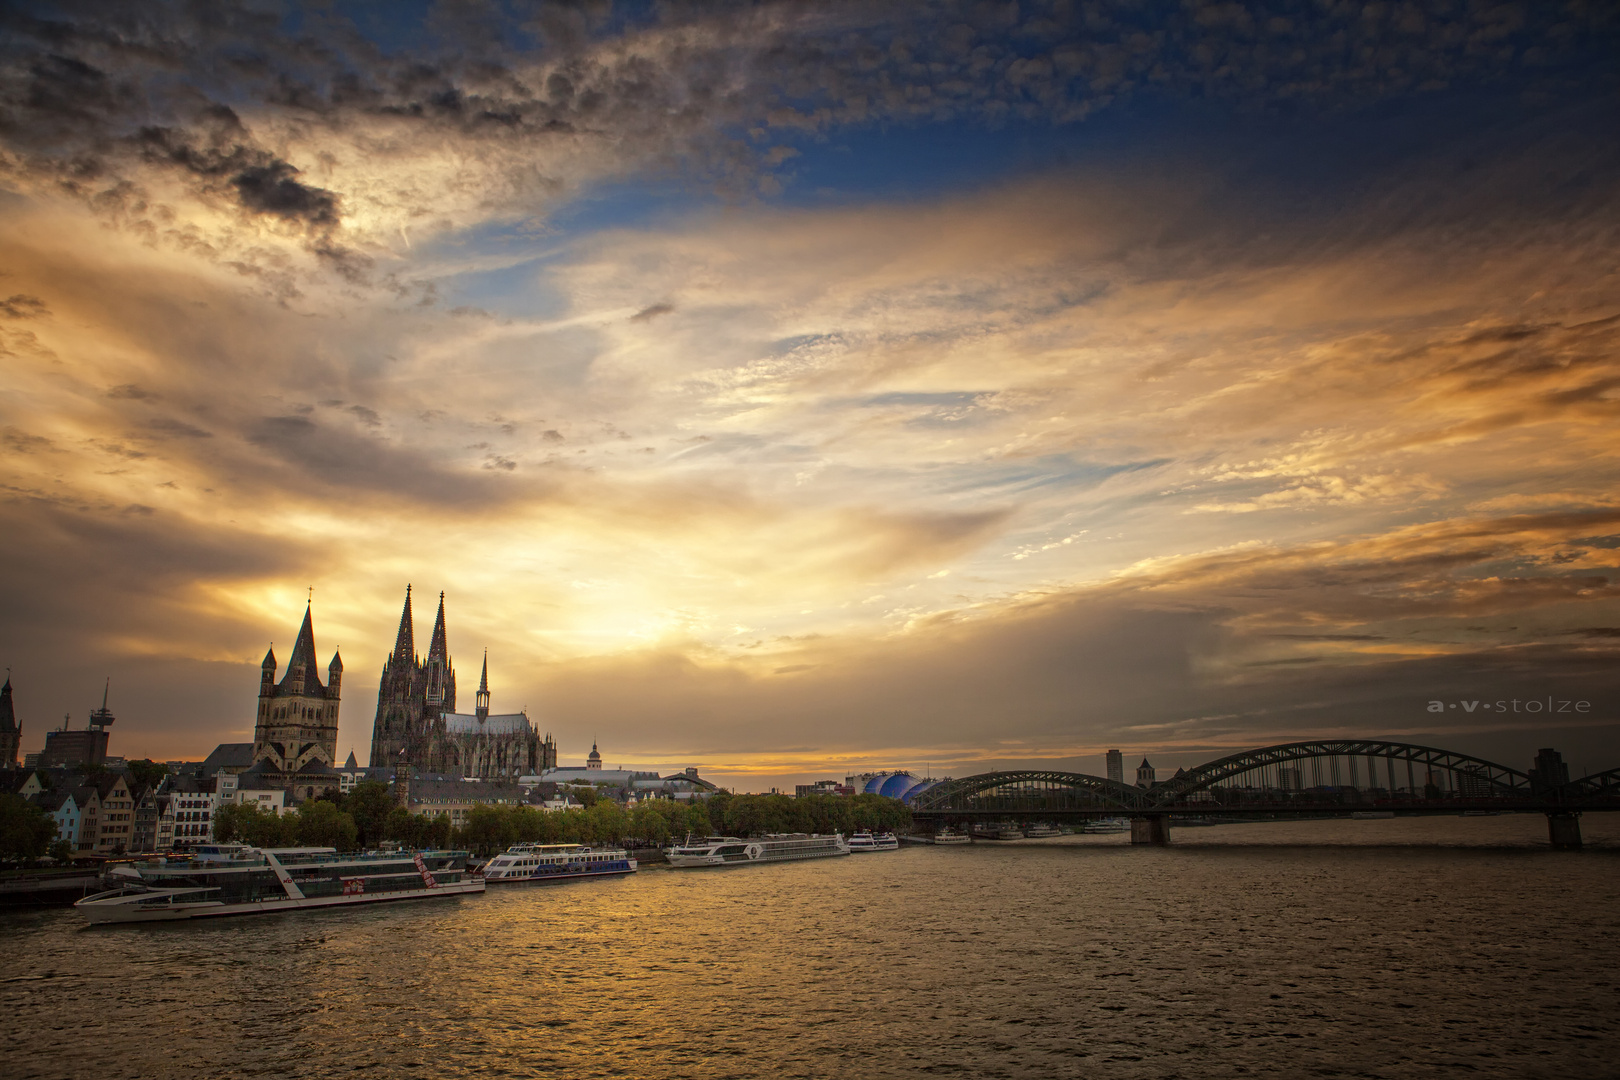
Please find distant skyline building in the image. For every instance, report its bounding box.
[39,680,115,768]
[370,586,557,779]
[0,676,19,769]
[1106,749,1123,785]
[1529,747,1570,793]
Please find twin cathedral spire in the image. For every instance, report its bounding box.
[369,586,556,777]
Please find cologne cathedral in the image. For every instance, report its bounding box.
[369,586,556,778]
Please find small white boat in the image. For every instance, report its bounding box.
[847,831,900,852]
[1023,824,1061,838]
[933,828,970,845]
[1083,818,1131,834]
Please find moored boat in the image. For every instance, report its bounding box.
[1083,818,1131,834]
[665,833,849,867]
[74,845,483,925]
[482,843,637,884]
[1023,824,1061,838]
[847,831,900,852]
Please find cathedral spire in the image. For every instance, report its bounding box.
[428,591,449,662]
[475,649,490,720]
[392,585,415,662]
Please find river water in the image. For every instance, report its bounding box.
[4,815,1617,1079]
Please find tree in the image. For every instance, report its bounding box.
[458,805,516,856]
[344,781,395,849]
[0,795,56,862]
[295,800,358,851]
[49,839,75,863]
[684,799,713,839]
[630,802,671,846]
[126,758,168,791]
[384,807,425,847]
[214,802,294,848]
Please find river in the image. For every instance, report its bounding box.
[4,815,1617,1079]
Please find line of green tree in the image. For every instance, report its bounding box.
[210,783,912,857]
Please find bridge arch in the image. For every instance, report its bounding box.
[906,770,1148,814]
[1569,767,1620,800]
[1151,740,1533,806]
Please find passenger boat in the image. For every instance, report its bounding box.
[933,827,970,845]
[1082,818,1131,834]
[481,843,637,884]
[847,830,900,852]
[664,833,849,867]
[1023,824,1062,838]
[74,844,483,925]
[973,824,1024,840]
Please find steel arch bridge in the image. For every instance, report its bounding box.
[905,740,1618,846]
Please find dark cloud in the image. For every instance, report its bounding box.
[141,417,212,439]
[0,293,47,318]
[1,426,55,454]
[0,0,1611,289]
[630,303,674,322]
[244,414,537,508]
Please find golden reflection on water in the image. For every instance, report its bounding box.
[3,817,1617,1079]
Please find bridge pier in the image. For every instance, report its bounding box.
[1547,811,1582,850]
[1131,814,1170,845]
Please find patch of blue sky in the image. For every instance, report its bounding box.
[937,455,1174,501]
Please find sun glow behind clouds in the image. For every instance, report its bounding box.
[0,1,1617,780]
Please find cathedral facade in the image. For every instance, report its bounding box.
[369,586,556,779]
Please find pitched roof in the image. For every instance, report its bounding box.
[442,712,532,736]
[343,751,359,770]
[201,743,255,775]
[277,603,325,696]
[30,789,74,812]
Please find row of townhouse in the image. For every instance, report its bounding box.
[4,766,289,855]
[13,771,139,855]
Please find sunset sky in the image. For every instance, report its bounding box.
[1,1,1617,787]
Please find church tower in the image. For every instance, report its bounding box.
[0,676,20,769]
[253,602,341,775]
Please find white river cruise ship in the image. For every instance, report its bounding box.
[482,843,637,884]
[665,833,850,867]
[74,844,484,925]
